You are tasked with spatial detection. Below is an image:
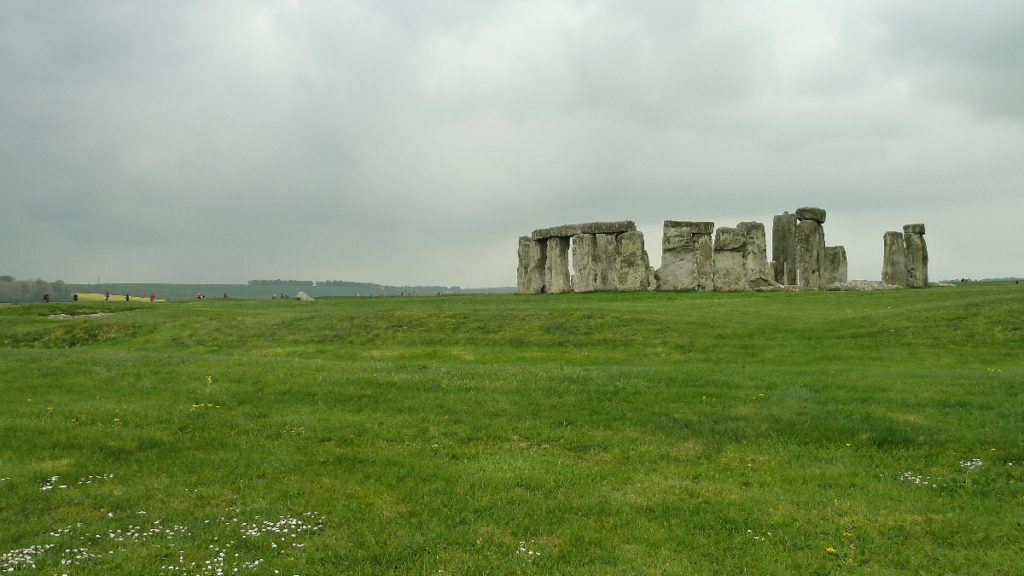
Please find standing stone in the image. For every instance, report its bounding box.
[571,234,597,292]
[881,232,907,286]
[737,221,773,288]
[656,221,715,291]
[712,227,747,291]
[594,234,618,290]
[772,212,798,285]
[904,224,929,288]
[795,218,825,289]
[823,246,848,285]
[517,236,547,294]
[573,233,619,292]
[544,237,571,294]
[615,230,651,291]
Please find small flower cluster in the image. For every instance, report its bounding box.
[105,520,190,543]
[516,540,540,559]
[161,512,324,574]
[0,476,10,482]
[959,458,983,470]
[40,473,114,491]
[60,547,98,566]
[2,506,324,575]
[239,513,324,552]
[746,529,772,541]
[0,543,54,571]
[897,471,940,487]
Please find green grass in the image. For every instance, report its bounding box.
[1,283,1022,574]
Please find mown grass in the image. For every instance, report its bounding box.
[1,283,1022,574]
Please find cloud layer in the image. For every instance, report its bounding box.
[3,1,1022,285]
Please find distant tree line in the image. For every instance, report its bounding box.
[0,275,74,303]
[247,279,315,286]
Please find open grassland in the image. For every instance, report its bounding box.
[1,283,1022,575]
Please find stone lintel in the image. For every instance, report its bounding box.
[664,220,714,235]
[532,221,636,240]
[795,207,827,224]
[903,223,926,235]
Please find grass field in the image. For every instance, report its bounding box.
[1,284,1022,574]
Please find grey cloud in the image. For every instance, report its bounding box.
[1,1,1022,286]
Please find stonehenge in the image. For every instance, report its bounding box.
[517,209,927,294]
[517,221,651,294]
[882,224,929,287]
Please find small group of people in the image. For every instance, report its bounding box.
[44,291,156,303]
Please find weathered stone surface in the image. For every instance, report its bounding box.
[712,229,747,292]
[795,207,827,224]
[532,221,636,240]
[823,246,848,285]
[571,233,618,292]
[615,230,651,291]
[544,236,571,293]
[737,221,773,288]
[713,227,746,252]
[517,236,547,294]
[657,221,714,291]
[772,212,798,285]
[903,223,926,235]
[904,228,929,288]
[662,220,715,251]
[570,234,596,292]
[796,219,825,288]
[881,231,907,286]
[296,291,315,301]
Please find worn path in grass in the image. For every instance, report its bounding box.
[1,283,1022,574]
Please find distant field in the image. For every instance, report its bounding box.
[65,282,516,302]
[1,283,1021,574]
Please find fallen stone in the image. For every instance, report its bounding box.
[296,291,315,301]
[795,207,827,224]
[532,221,636,240]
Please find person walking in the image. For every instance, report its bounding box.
[149,292,155,302]
[125,293,130,302]
[43,292,50,303]
[105,291,110,301]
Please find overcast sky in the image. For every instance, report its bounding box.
[2,1,1022,286]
